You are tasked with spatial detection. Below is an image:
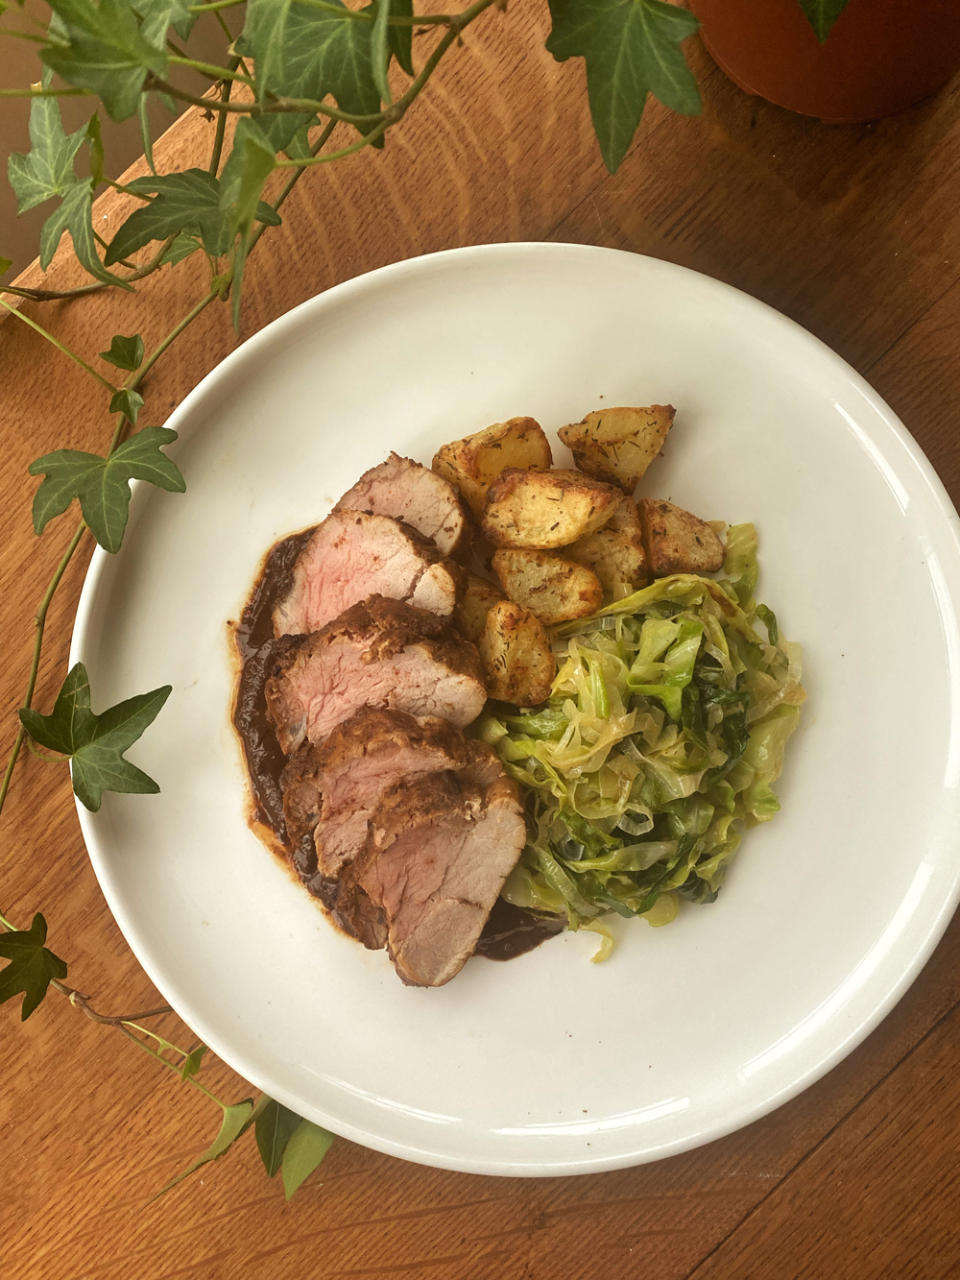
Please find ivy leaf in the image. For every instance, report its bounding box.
[219,119,278,327]
[136,0,196,42]
[159,231,203,266]
[280,1118,334,1199]
[546,0,701,173]
[109,388,145,423]
[86,112,104,186]
[36,178,118,282]
[388,0,414,77]
[19,664,172,812]
[0,914,67,1022]
[255,1098,302,1178]
[8,90,124,284]
[106,170,279,265]
[219,118,277,241]
[237,0,382,121]
[180,1043,207,1081]
[138,94,156,175]
[107,170,228,262]
[797,0,850,43]
[100,333,144,371]
[29,425,185,553]
[0,257,11,278]
[251,110,316,158]
[42,0,168,122]
[158,1100,254,1196]
[7,93,87,214]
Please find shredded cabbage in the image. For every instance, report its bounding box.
[478,524,805,938]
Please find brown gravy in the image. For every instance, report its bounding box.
[231,528,563,963]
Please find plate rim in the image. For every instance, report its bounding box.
[69,242,960,1175]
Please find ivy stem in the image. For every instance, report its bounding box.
[0,86,89,99]
[128,287,220,392]
[213,10,251,80]
[117,1023,224,1104]
[56,986,173,1025]
[273,119,390,168]
[147,76,382,126]
[168,55,254,86]
[189,0,244,11]
[0,28,48,43]
[208,56,241,175]
[189,0,467,16]
[0,238,174,302]
[123,1020,196,1063]
[93,229,138,271]
[0,299,117,393]
[0,521,87,819]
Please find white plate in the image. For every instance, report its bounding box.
[72,243,960,1175]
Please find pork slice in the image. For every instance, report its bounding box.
[347,759,527,987]
[335,452,470,558]
[264,596,486,755]
[280,708,471,889]
[272,509,459,637]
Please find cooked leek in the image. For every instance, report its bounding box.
[479,524,805,935]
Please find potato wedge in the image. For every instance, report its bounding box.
[559,405,675,491]
[639,498,724,576]
[432,417,552,517]
[481,468,622,549]
[565,526,650,601]
[606,493,643,536]
[480,599,557,706]
[454,571,504,644]
[492,548,603,625]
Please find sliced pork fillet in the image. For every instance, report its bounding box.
[340,748,526,986]
[280,708,471,896]
[335,452,470,558]
[264,596,486,755]
[272,510,459,637]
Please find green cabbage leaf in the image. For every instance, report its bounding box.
[479,524,805,936]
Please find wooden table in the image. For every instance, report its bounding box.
[3,10,959,1278]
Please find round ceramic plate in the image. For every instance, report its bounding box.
[71,243,960,1175]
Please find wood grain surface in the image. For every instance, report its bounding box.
[2,8,959,1279]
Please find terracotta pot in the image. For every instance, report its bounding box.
[690,0,960,123]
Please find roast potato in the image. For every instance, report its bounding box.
[639,498,724,576]
[454,571,504,644]
[480,600,556,706]
[565,507,650,602]
[559,405,675,491]
[492,548,603,624]
[606,493,643,536]
[432,417,553,518]
[481,468,622,549]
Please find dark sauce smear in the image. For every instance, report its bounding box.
[475,898,565,961]
[232,528,314,838]
[231,525,563,962]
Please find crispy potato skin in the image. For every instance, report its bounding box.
[454,571,505,644]
[559,405,675,491]
[638,498,724,576]
[432,418,553,518]
[481,468,622,549]
[479,600,556,705]
[492,548,603,624]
